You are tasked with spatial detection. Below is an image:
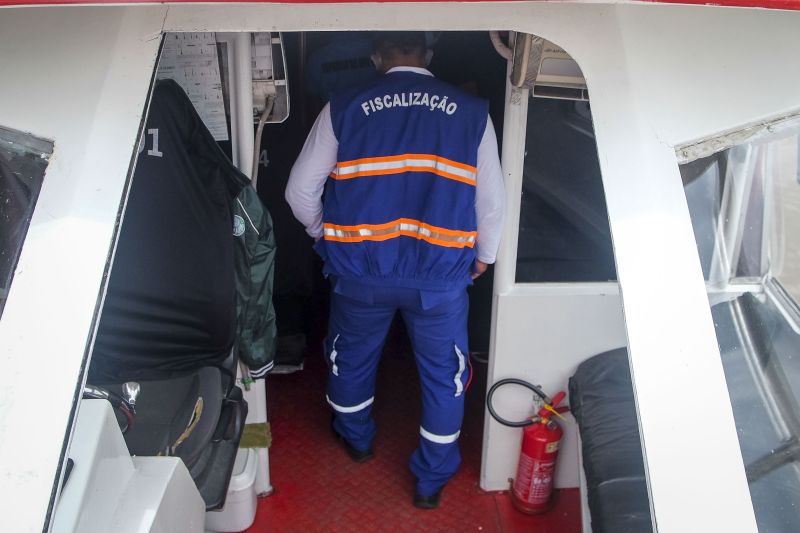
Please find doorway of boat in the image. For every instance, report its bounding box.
[63,28,645,533]
[257,30,641,532]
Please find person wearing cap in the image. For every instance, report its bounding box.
[286,31,505,509]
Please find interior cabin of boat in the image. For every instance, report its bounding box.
[76,30,617,531]
[2,4,800,533]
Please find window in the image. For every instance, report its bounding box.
[0,125,52,316]
[515,98,616,282]
[680,121,800,532]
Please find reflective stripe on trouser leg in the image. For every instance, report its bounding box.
[402,290,470,496]
[326,289,395,451]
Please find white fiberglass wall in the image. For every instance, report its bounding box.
[2,3,800,532]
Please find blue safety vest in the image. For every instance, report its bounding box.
[318,70,489,291]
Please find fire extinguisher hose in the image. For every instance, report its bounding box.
[486,378,551,427]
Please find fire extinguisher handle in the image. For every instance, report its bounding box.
[551,391,566,407]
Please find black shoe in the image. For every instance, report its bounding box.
[413,487,443,510]
[330,418,374,463]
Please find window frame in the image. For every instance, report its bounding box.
[0,125,53,316]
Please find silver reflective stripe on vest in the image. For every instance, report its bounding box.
[454,344,466,397]
[336,156,476,184]
[419,426,461,444]
[323,218,476,248]
[326,395,374,413]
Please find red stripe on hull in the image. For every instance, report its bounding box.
[1,0,799,11]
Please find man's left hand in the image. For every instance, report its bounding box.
[472,260,488,280]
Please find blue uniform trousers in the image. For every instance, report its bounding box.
[325,281,471,496]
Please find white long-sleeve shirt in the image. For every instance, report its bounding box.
[286,66,506,263]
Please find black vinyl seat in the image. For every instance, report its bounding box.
[110,367,224,460]
[569,348,652,533]
[100,363,247,510]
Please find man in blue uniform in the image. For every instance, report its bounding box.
[286,32,505,509]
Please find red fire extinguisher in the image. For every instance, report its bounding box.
[487,379,567,514]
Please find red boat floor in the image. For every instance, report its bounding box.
[246,319,581,533]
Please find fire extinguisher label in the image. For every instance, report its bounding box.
[530,460,555,503]
[545,441,560,453]
[514,454,556,505]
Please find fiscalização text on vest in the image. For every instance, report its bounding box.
[360,92,459,116]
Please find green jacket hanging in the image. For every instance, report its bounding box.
[233,184,277,378]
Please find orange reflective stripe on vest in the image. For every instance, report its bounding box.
[323,218,476,249]
[330,153,477,187]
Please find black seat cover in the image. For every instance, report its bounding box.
[569,348,653,533]
[87,80,250,510]
[90,79,246,383]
